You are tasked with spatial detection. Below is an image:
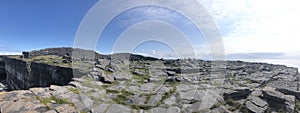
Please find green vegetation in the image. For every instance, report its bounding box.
[9,55,94,74]
[112,89,134,105]
[36,95,74,107]
[295,99,300,112]
[106,89,120,94]
[68,88,81,94]
[225,98,242,111]
[130,105,153,110]
[162,87,176,101]
[102,82,118,88]
[132,74,150,84]
[165,81,180,86]
[210,102,226,110]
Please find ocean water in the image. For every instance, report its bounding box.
[236,59,300,71]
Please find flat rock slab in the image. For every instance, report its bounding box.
[106,104,131,113]
[150,107,181,113]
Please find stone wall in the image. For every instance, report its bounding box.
[4,58,29,90]
[0,56,6,80]
[4,58,74,90]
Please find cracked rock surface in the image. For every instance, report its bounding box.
[0,51,300,113]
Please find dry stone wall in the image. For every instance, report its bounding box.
[4,57,73,90]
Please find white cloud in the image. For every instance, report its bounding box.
[197,0,300,58]
[0,52,21,55]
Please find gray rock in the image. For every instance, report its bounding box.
[176,84,194,92]
[248,96,267,108]
[262,87,295,112]
[99,73,115,83]
[149,77,161,82]
[106,104,131,113]
[167,71,176,76]
[245,96,268,113]
[114,72,132,81]
[49,85,69,95]
[147,94,162,106]
[29,87,51,98]
[163,96,177,106]
[276,88,300,99]
[70,95,93,112]
[141,83,155,92]
[186,102,203,112]
[151,106,180,113]
[246,101,266,113]
[126,95,146,105]
[223,88,251,100]
[133,69,147,76]
[54,104,79,113]
[91,104,110,113]
[71,78,86,83]
[179,90,205,102]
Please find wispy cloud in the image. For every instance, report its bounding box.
[0,45,22,55]
[197,0,300,56]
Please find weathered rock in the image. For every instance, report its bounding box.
[245,96,268,113]
[99,73,115,83]
[276,88,300,99]
[29,87,51,98]
[179,90,205,103]
[132,69,147,76]
[141,83,155,92]
[262,87,295,112]
[126,95,146,105]
[54,104,79,113]
[167,71,176,76]
[106,104,131,113]
[114,72,132,81]
[91,104,110,113]
[224,88,252,100]
[150,106,181,113]
[49,85,69,94]
[163,96,177,106]
[69,95,93,112]
[147,94,162,106]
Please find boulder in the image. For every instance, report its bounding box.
[276,88,300,99]
[223,88,252,100]
[99,74,115,83]
[167,71,176,76]
[262,88,295,112]
[245,96,268,113]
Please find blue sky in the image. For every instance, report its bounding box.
[0,0,300,68]
[0,0,98,53]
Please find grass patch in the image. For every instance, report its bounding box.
[225,98,241,111]
[68,88,81,94]
[162,87,176,101]
[106,89,120,94]
[210,102,226,110]
[112,90,134,105]
[132,74,150,84]
[130,105,153,110]
[165,80,180,86]
[295,99,300,112]
[102,82,118,89]
[36,95,74,107]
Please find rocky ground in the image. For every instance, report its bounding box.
[0,56,299,113]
